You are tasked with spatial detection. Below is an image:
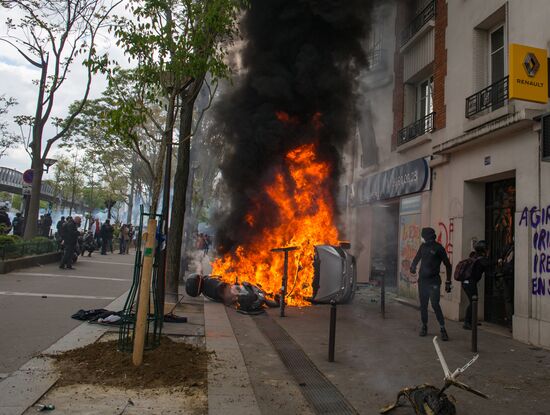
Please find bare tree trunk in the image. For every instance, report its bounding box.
[150,138,166,214]
[166,79,202,303]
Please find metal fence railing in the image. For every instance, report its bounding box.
[0,240,59,261]
[465,76,509,119]
[401,0,436,46]
[398,112,436,146]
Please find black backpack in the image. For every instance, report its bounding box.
[453,255,478,282]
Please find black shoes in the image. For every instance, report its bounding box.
[440,328,449,341]
[419,325,427,337]
[59,265,65,269]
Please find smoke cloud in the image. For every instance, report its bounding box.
[214,0,373,253]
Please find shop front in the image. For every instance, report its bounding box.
[354,158,431,296]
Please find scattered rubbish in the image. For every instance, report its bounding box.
[36,403,55,411]
[41,296,47,299]
[380,337,488,414]
[504,386,521,390]
[118,398,134,415]
[71,309,123,325]
[185,274,278,314]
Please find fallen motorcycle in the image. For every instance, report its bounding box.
[380,337,488,415]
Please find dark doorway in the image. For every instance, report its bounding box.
[372,203,400,289]
[484,178,515,326]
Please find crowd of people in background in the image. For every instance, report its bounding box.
[54,215,138,269]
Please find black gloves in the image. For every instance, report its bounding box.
[445,281,452,293]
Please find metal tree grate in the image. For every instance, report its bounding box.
[118,205,164,352]
[254,313,358,415]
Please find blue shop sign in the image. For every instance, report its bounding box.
[356,158,429,204]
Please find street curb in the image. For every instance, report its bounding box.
[0,290,129,415]
[204,301,261,415]
[0,252,62,274]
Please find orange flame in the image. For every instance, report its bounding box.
[212,139,340,306]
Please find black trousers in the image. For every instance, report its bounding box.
[418,279,445,327]
[462,281,478,325]
[60,242,76,267]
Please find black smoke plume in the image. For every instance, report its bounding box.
[214,0,373,253]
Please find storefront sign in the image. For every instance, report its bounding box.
[509,43,548,104]
[356,158,429,204]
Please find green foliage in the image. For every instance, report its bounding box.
[0,95,17,158]
[0,235,21,246]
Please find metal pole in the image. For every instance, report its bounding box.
[471,295,478,353]
[381,271,386,319]
[281,251,289,317]
[271,246,298,318]
[329,300,337,362]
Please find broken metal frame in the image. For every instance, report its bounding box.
[380,336,488,414]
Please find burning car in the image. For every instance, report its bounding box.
[187,243,356,311]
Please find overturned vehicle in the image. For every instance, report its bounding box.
[185,244,356,313]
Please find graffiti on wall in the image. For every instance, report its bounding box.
[519,205,550,296]
[437,219,454,264]
[398,215,421,299]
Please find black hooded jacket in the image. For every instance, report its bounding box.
[411,228,452,283]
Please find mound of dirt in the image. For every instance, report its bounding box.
[49,337,209,389]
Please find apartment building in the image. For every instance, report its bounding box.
[346,0,550,348]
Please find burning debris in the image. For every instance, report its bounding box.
[212,1,372,305]
[380,337,489,415]
[187,244,356,312]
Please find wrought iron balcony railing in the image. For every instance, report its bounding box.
[465,76,509,119]
[401,0,436,46]
[398,112,435,146]
[366,48,386,72]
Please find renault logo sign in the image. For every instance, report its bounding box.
[509,43,548,104]
[523,53,540,77]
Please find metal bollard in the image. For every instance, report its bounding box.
[381,273,386,319]
[328,300,337,362]
[471,295,478,353]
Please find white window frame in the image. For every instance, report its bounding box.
[488,23,507,84]
[415,76,434,121]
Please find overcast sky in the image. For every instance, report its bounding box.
[0,4,128,178]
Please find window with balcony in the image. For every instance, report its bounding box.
[466,8,508,119]
[399,76,435,146]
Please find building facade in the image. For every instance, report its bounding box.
[345,0,550,349]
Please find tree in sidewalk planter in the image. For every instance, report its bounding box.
[165,1,246,304]
[111,0,247,304]
[0,0,121,239]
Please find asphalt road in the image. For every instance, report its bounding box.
[0,251,135,376]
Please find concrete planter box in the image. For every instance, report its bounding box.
[0,251,62,274]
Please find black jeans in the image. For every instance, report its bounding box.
[418,279,445,327]
[462,281,478,325]
[60,242,76,267]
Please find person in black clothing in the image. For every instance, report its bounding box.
[12,213,23,236]
[462,240,490,330]
[60,216,81,269]
[0,207,11,234]
[42,213,52,237]
[410,227,453,341]
[100,219,114,255]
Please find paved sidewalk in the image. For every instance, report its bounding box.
[3,251,550,414]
